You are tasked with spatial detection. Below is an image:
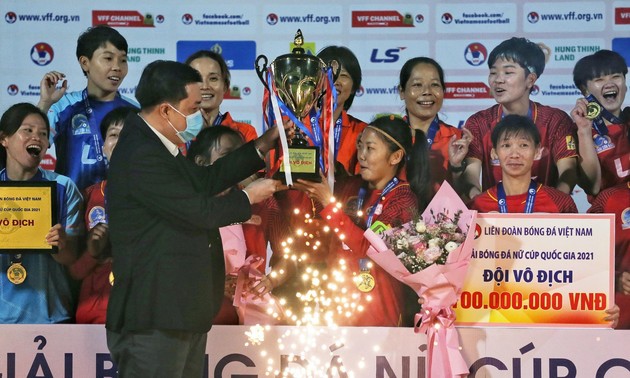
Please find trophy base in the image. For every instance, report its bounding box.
[273,145,321,183]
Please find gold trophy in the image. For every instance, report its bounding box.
[256,29,337,182]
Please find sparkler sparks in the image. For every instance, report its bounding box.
[243,202,371,376]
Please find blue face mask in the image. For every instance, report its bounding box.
[167,105,204,143]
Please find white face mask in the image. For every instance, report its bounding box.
[167,105,204,143]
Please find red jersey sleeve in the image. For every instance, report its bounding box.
[541,186,578,213]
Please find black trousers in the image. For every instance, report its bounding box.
[107,328,207,378]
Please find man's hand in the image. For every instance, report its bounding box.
[242,178,284,204]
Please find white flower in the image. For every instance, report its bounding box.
[415,220,427,233]
[396,238,409,249]
[428,238,441,248]
[423,246,442,264]
[444,241,459,253]
[443,222,458,232]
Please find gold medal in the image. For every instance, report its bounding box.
[109,271,115,286]
[586,101,601,120]
[356,271,375,292]
[7,263,26,285]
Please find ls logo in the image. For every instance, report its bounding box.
[370,47,406,63]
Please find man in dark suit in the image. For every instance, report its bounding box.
[105,60,283,377]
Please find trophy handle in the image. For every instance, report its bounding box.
[315,59,341,109]
[328,59,341,82]
[255,55,269,86]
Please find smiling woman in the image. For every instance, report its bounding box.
[461,37,580,200]
[184,50,258,148]
[0,102,83,324]
[571,49,630,196]
[398,57,472,195]
[291,114,430,327]
[36,25,137,191]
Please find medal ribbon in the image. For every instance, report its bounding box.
[358,258,371,271]
[81,89,105,163]
[323,66,337,191]
[357,177,399,228]
[585,94,622,136]
[496,180,537,213]
[266,67,294,186]
[403,113,440,149]
[425,116,440,148]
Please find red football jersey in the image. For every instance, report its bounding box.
[221,111,258,142]
[319,176,417,327]
[302,110,368,175]
[588,182,630,328]
[470,183,578,213]
[73,181,112,324]
[589,122,630,191]
[427,120,462,193]
[465,102,578,190]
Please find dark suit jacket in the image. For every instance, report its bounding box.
[106,113,264,333]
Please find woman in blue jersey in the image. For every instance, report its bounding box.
[0,103,83,323]
[37,25,136,191]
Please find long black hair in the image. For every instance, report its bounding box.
[368,115,431,209]
[186,125,243,164]
[0,103,50,168]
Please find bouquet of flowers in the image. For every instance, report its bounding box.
[364,182,477,378]
[383,210,467,274]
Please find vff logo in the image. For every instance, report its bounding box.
[370,47,406,63]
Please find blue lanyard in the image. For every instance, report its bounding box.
[357,177,399,227]
[403,113,440,148]
[425,116,440,148]
[311,113,342,160]
[496,180,537,213]
[333,117,342,160]
[585,95,622,136]
[213,111,225,126]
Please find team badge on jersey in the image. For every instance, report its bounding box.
[72,114,91,135]
[374,203,383,215]
[593,134,615,153]
[88,206,107,230]
[565,135,576,150]
[622,207,630,230]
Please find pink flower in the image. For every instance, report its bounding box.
[423,246,442,264]
[413,242,427,256]
[426,224,440,234]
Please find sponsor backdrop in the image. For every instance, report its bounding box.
[3,0,630,130]
[0,325,628,377]
[1,0,629,200]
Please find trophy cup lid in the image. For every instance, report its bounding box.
[291,29,305,55]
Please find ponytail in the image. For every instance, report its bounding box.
[406,129,431,210]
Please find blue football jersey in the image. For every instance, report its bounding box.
[48,89,137,190]
[0,168,83,323]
